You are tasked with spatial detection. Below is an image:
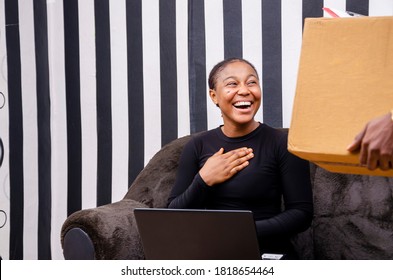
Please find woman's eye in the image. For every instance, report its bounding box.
[226,82,237,87]
[247,80,257,85]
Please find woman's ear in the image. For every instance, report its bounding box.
[209,89,219,107]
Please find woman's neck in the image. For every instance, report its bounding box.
[221,121,260,138]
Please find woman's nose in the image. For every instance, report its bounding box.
[237,84,250,95]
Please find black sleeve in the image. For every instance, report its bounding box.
[167,138,210,209]
[255,134,313,237]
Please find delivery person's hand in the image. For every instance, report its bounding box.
[347,111,393,170]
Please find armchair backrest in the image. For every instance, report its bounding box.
[124,134,193,208]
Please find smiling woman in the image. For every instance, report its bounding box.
[168,58,314,259]
[208,58,261,137]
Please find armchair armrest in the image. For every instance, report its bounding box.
[61,199,148,260]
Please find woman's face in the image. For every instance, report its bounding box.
[210,61,262,127]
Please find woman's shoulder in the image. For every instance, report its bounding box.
[183,128,221,148]
[260,123,288,139]
[190,128,220,141]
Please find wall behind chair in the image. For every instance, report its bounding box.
[0,0,392,260]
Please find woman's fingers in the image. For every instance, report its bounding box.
[199,147,254,186]
[229,158,251,174]
[223,147,254,175]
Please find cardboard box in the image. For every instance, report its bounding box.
[288,16,393,177]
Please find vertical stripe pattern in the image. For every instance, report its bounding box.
[63,0,82,216]
[223,0,242,58]
[33,0,52,260]
[47,0,68,260]
[94,0,112,206]
[19,0,38,260]
[5,0,24,260]
[262,0,282,127]
[160,0,178,146]
[126,0,144,185]
[188,0,207,134]
[1,0,392,259]
[142,0,161,165]
[109,0,129,201]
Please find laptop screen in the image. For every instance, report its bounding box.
[134,208,261,260]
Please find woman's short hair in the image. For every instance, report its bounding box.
[208,57,259,90]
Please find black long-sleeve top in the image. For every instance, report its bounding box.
[168,123,313,256]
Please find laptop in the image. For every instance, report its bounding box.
[134,208,262,260]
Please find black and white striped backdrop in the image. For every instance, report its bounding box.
[0,0,392,260]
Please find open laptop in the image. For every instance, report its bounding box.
[134,208,262,260]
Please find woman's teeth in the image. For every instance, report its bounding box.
[233,101,251,108]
